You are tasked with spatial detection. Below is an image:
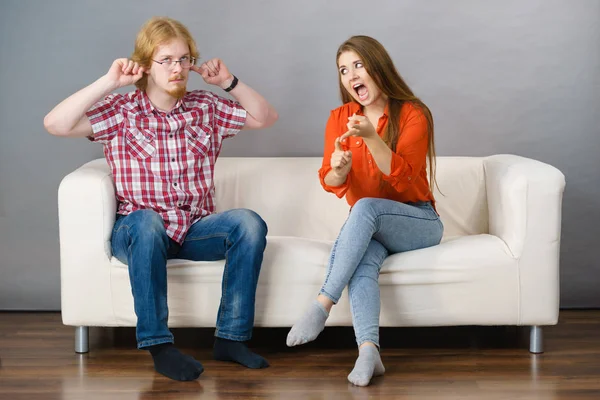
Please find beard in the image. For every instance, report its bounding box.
[167,84,187,99]
[167,75,187,99]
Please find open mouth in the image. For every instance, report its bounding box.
[353,83,368,101]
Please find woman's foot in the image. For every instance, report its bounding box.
[286,299,330,347]
[347,344,385,386]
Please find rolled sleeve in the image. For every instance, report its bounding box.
[318,166,351,198]
[210,93,247,139]
[85,93,124,144]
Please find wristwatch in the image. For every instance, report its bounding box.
[223,75,239,92]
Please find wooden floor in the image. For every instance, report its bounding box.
[0,311,599,399]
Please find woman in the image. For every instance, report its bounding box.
[286,35,444,387]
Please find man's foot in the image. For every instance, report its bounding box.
[213,338,269,369]
[347,345,385,387]
[147,343,204,381]
[286,300,329,347]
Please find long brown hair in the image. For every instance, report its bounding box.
[336,35,438,195]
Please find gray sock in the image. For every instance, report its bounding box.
[347,345,385,387]
[286,300,329,347]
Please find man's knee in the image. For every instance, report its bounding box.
[230,209,268,245]
[121,209,168,242]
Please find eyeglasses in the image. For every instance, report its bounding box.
[152,56,196,69]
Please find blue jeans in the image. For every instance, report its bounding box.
[111,208,268,349]
[320,198,443,348]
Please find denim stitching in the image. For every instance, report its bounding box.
[216,239,231,337]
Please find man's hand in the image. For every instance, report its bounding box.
[331,137,353,178]
[340,113,377,141]
[191,58,234,89]
[104,58,145,90]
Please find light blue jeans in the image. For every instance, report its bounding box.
[320,198,444,348]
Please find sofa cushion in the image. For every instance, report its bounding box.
[108,234,518,327]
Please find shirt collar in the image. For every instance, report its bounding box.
[139,90,187,116]
[347,101,389,117]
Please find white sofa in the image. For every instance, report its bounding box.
[58,155,566,354]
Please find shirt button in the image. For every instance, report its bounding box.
[171,158,175,162]
[173,182,178,186]
[169,134,173,138]
[408,176,412,181]
[356,140,360,145]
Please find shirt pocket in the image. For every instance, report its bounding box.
[184,125,211,157]
[125,128,156,159]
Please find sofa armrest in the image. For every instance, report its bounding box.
[58,158,117,325]
[484,154,566,324]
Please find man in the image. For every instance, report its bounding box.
[44,16,278,381]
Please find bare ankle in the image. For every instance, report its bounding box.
[316,294,334,313]
[359,342,378,351]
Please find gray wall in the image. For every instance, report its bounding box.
[0,0,598,310]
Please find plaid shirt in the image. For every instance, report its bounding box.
[86,89,246,244]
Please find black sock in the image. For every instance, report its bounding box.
[147,343,204,381]
[213,338,269,369]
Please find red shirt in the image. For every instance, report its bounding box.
[318,101,435,208]
[86,89,246,244]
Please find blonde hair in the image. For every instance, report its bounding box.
[131,17,199,91]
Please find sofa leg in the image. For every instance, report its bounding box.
[529,326,543,354]
[75,326,89,354]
